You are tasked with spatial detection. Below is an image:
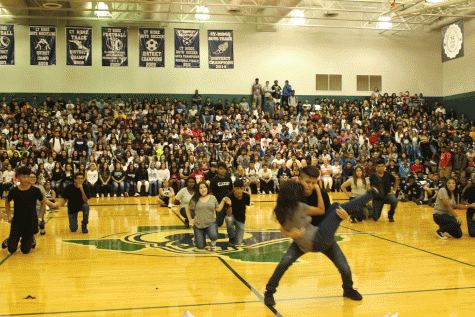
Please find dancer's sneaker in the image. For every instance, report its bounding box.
[264,291,276,306]
[388,217,395,222]
[343,288,363,301]
[31,237,36,249]
[436,230,447,239]
[1,238,8,249]
[210,241,216,251]
[82,226,88,234]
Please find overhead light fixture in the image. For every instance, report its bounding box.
[290,10,306,26]
[195,6,210,20]
[95,2,110,17]
[377,16,392,29]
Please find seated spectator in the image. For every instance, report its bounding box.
[402,176,423,205]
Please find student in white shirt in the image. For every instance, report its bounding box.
[259,164,273,195]
[176,177,197,229]
[246,161,260,194]
[3,164,14,199]
[87,163,99,197]
[157,162,170,190]
[148,162,159,196]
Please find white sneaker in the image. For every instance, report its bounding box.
[121,193,124,197]
[210,241,216,251]
[250,201,254,205]
[436,231,447,239]
[107,193,110,198]
[168,203,173,208]
[101,194,104,198]
[96,193,99,198]
[182,311,195,317]
[114,194,117,197]
[257,190,261,195]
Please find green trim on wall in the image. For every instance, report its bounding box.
[443,91,475,119]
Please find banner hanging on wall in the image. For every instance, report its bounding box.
[0,25,14,66]
[174,29,199,68]
[102,27,128,67]
[442,19,464,62]
[66,27,92,66]
[139,28,165,67]
[30,26,56,66]
[208,30,234,69]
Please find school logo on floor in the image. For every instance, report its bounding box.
[63,225,345,263]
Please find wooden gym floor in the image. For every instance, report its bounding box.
[1,193,475,317]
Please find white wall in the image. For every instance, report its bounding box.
[1,22,442,96]
[442,18,475,97]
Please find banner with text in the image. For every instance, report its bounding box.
[208,30,233,69]
[30,26,56,66]
[66,27,92,66]
[139,28,165,67]
[102,27,128,67]
[0,25,14,66]
[175,29,199,68]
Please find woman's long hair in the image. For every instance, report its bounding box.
[352,166,367,187]
[273,180,305,226]
[191,181,209,203]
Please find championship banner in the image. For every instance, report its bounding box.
[442,20,464,62]
[66,27,92,66]
[30,26,56,66]
[175,29,199,68]
[208,30,234,69]
[102,27,128,67]
[0,25,14,66]
[139,28,165,68]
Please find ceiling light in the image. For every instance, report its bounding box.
[95,2,110,17]
[290,10,306,26]
[377,16,392,29]
[195,6,210,20]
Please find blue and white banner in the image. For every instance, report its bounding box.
[139,28,165,68]
[66,27,92,66]
[30,26,56,66]
[208,30,233,69]
[0,25,14,66]
[102,27,128,67]
[175,29,199,68]
[442,20,464,62]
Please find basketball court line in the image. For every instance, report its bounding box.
[0,285,474,317]
[169,208,285,317]
[0,217,53,267]
[341,225,475,268]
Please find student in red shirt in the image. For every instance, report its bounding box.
[368,131,379,145]
[190,166,205,183]
[439,146,452,178]
[411,158,424,175]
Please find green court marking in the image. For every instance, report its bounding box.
[0,253,12,267]
[341,225,475,268]
[63,239,147,252]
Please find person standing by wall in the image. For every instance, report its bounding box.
[252,78,263,108]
